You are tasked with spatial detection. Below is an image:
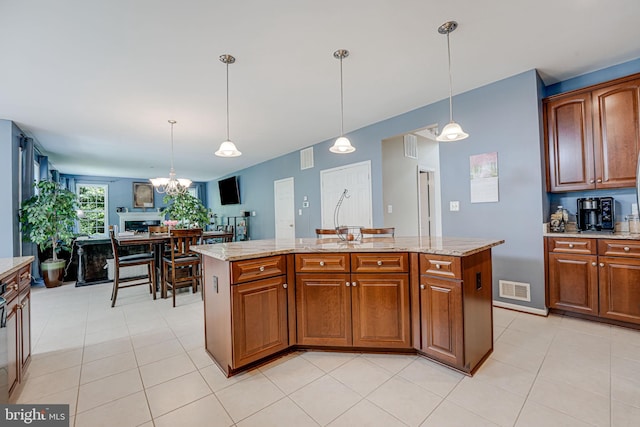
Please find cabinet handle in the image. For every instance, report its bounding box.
[420,284,425,290]
[568,244,574,249]
[319,261,325,267]
[597,179,602,183]
[624,247,630,252]
[283,283,288,289]
[589,179,595,184]
[592,262,597,266]
[377,260,383,266]
[259,266,265,272]
[600,263,605,267]
[11,284,18,291]
[435,264,441,269]
[352,282,357,287]
[346,282,350,287]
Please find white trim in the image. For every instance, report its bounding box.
[493,300,549,316]
[117,211,164,231]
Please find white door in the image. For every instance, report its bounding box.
[274,177,295,240]
[320,161,372,230]
[418,169,436,237]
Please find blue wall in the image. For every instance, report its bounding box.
[545,58,640,96]
[0,120,19,257]
[207,69,548,310]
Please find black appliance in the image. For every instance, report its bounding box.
[0,282,8,403]
[577,197,615,232]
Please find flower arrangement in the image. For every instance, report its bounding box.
[163,220,178,229]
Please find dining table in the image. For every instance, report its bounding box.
[116,230,234,298]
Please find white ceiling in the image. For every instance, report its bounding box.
[1,0,639,182]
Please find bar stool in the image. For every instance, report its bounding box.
[162,228,203,307]
[360,227,395,237]
[109,230,156,307]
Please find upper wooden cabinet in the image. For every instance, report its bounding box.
[544,74,640,192]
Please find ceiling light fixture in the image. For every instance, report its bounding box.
[215,54,242,157]
[330,49,356,154]
[150,120,192,195]
[436,21,469,142]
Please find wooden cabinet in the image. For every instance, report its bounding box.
[417,250,493,373]
[544,73,640,192]
[546,237,640,325]
[295,253,411,349]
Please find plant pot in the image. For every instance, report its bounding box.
[41,259,66,288]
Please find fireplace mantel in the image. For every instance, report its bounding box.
[117,211,165,231]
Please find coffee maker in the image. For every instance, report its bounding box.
[576,197,614,232]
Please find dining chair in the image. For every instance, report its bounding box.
[360,227,395,237]
[148,225,168,234]
[109,230,156,307]
[315,227,348,238]
[162,228,203,307]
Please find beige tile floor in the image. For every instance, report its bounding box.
[11,281,640,427]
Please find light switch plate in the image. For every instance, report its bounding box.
[450,201,460,211]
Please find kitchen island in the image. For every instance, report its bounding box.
[192,236,504,377]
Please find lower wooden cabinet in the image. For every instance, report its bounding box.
[231,275,289,367]
[548,252,599,315]
[599,256,640,324]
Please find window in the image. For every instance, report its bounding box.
[77,184,108,237]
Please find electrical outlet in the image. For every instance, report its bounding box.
[298,209,303,216]
[450,201,460,211]
[387,204,393,213]
[251,211,256,216]
[302,201,309,208]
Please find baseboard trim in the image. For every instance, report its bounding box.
[492,300,549,316]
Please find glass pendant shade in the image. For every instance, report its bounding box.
[215,140,242,157]
[436,121,469,142]
[330,136,356,153]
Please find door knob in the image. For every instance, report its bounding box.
[377,260,383,266]
[568,244,574,248]
[259,266,265,272]
[283,283,288,289]
[420,284,425,290]
[600,263,605,267]
[352,282,357,287]
[346,282,350,287]
[597,179,602,183]
[435,264,441,269]
[589,179,595,184]
[624,247,630,252]
[319,261,325,267]
[592,262,597,266]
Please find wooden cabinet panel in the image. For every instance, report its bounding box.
[419,254,461,279]
[231,255,286,284]
[296,273,351,346]
[231,276,288,368]
[294,253,349,273]
[599,256,640,324]
[419,276,463,367]
[351,273,410,348]
[6,300,18,395]
[545,92,595,191]
[592,80,640,189]
[548,237,596,254]
[548,252,598,315]
[19,290,31,372]
[598,240,640,258]
[350,253,408,273]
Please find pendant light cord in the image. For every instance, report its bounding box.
[226,61,230,141]
[339,55,345,137]
[446,31,454,122]
[169,120,175,170]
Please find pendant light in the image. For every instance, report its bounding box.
[436,21,469,142]
[215,54,242,157]
[330,49,356,154]
[150,120,192,195]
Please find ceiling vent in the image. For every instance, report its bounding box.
[300,147,314,170]
[403,134,418,159]
[499,280,531,302]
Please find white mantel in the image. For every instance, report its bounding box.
[117,211,165,231]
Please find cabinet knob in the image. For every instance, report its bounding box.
[420,284,425,290]
[346,282,350,287]
[592,262,597,266]
[377,260,383,266]
[597,179,602,183]
[352,282,357,287]
[568,244,574,249]
[319,261,325,267]
[283,283,288,289]
[589,179,595,184]
[624,246,630,252]
[259,266,265,272]
[11,284,18,291]
[600,263,605,267]
[435,264,441,269]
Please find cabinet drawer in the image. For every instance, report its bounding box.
[231,255,286,284]
[350,253,408,273]
[295,253,349,273]
[2,272,20,303]
[598,240,640,258]
[548,237,596,254]
[419,254,461,279]
[18,265,31,293]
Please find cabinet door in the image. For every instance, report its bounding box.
[599,257,640,324]
[19,290,31,373]
[545,93,595,191]
[592,80,640,189]
[6,301,18,395]
[419,276,463,368]
[351,273,410,348]
[296,273,351,346]
[231,276,288,368]
[548,253,599,314]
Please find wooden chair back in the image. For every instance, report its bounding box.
[315,227,348,238]
[360,227,395,237]
[148,225,168,234]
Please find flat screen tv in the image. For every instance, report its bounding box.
[218,176,241,205]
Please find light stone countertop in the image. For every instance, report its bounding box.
[544,231,640,240]
[0,256,35,280]
[192,236,505,262]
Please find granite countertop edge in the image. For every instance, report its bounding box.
[543,231,640,240]
[0,256,35,279]
[192,237,505,262]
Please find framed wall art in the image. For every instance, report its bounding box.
[133,182,154,208]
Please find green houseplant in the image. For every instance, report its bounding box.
[163,192,209,229]
[20,180,78,287]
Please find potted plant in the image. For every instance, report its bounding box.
[163,192,209,229]
[20,180,78,287]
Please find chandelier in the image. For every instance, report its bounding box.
[215,54,242,157]
[330,49,356,154]
[150,120,192,195]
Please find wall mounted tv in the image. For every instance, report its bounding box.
[218,176,241,205]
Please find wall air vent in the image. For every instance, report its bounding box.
[300,147,314,170]
[499,280,531,302]
[404,134,418,159]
